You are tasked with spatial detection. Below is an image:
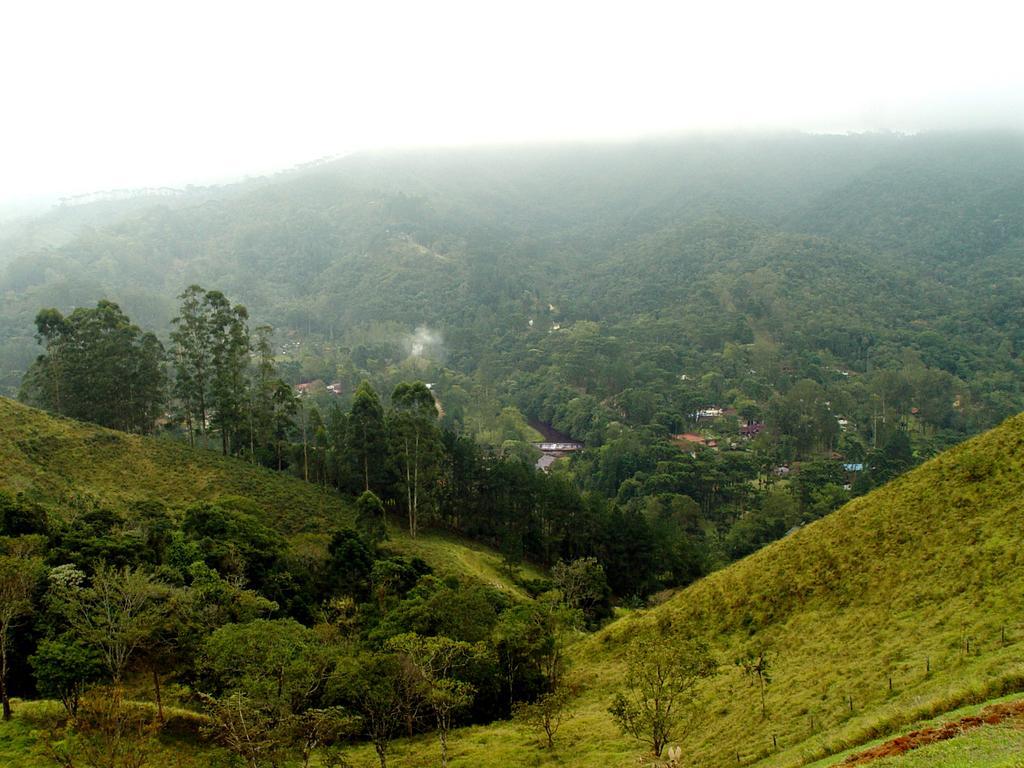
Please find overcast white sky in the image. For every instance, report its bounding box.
[1,0,1022,204]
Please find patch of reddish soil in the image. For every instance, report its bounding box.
[837,699,1024,766]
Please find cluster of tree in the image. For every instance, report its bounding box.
[168,285,311,464]
[0,493,781,767]
[19,301,165,433]
[0,488,586,766]
[283,379,709,602]
[609,631,717,759]
[21,286,301,464]
[171,285,253,454]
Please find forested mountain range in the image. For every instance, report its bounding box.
[2,132,1021,414]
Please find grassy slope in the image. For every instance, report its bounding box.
[800,693,1024,768]
[0,700,226,768]
[0,397,533,596]
[861,727,1024,768]
[365,412,1024,768]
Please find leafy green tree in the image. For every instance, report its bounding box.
[323,529,374,601]
[492,602,558,711]
[0,492,48,537]
[369,557,431,611]
[172,285,251,454]
[514,686,574,749]
[0,541,46,720]
[874,428,915,478]
[355,491,388,542]
[425,677,475,767]
[30,636,105,718]
[374,577,504,645]
[724,490,799,559]
[609,632,717,757]
[181,501,284,590]
[791,460,846,514]
[171,561,277,656]
[272,379,299,470]
[247,324,284,463]
[136,584,190,723]
[29,307,70,413]
[171,285,214,448]
[768,379,838,458]
[132,330,167,431]
[51,564,169,685]
[325,403,350,488]
[343,652,407,768]
[198,619,334,767]
[47,507,148,571]
[551,557,611,628]
[309,405,328,485]
[199,618,328,711]
[348,381,387,493]
[387,633,478,768]
[389,382,442,538]
[206,289,251,455]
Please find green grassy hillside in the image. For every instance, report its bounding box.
[857,726,1024,768]
[800,694,1024,768]
[365,412,1024,768]
[0,396,536,595]
[0,700,226,768]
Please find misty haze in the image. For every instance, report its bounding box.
[1,2,1024,767]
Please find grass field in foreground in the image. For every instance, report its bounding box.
[801,693,1024,768]
[0,700,227,768]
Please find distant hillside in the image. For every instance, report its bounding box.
[367,410,1024,767]
[2,134,1022,463]
[0,397,535,595]
[0,396,346,534]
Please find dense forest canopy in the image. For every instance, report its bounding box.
[2,132,1022,400]
[1,135,1020,444]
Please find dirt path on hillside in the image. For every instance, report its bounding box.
[837,699,1024,765]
